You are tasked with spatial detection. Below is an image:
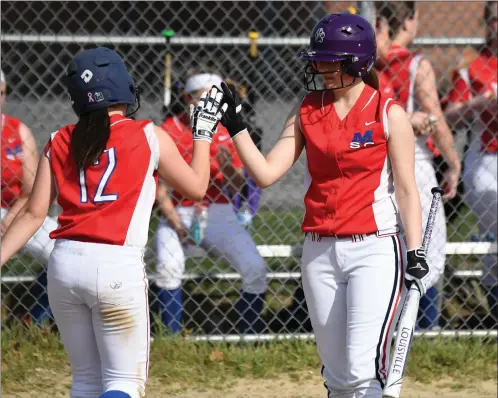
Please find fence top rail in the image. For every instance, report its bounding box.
[1,34,486,47]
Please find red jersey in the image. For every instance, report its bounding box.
[445,48,497,153]
[300,85,400,235]
[382,44,440,159]
[160,113,243,207]
[1,114,24,208]
[45,115,159,247]
[378,69,395,98]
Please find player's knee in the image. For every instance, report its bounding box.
[155,260,184,290]
[241,259,268,294]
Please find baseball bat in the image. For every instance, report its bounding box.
[382,186,445,398]
[162,29,175,107]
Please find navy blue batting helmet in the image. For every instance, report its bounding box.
[64,47,137,116]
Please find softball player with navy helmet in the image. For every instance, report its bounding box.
[0,47,226,398]
[218,13,433,397]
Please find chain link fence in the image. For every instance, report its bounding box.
[1,1,496,339]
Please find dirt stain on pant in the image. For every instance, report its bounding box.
[100,304,137,339]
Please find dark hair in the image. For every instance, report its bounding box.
[363,68,380,90]
[376,2,415,39]
[71,108,111,170]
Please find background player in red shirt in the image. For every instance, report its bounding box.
[1,69,58,324]
[444,1,497,323]
[375,1,462,330]
[219,13,431,397]
[0,47,226,398]
[374,12,438,138]
[154,67,267,334]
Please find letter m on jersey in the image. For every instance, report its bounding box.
[350,130,374,149]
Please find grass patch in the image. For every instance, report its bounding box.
[2,326,496,395]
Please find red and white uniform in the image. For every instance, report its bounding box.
[1,114,24,209]
[445,48,497,288]
[445,48,497,153]
[45,114,156,398]
[154,114,266,296]
[46,115,159,247]
[383,45,440,159]
[1,114,57,263]
[299,85,407,396]
[381,45,447,283]
[301,86,399,235]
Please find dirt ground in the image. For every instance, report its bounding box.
[3,373,497,398]
[160,376,497,398]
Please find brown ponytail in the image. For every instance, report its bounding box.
[363,68,380,90]
[71,108,111,170]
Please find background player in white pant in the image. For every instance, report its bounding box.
[444,1,497,323]
[1,69,58,324]
[375,1,462,329]
[218,13,434,397]
[0,47,226,398]
[155,67,267,333]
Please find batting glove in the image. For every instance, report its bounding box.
[405,247,432,296]
[190,85,227,143]
[220,81,247,138]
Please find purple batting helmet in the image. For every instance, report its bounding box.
[299,12,377,91]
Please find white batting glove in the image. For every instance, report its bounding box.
[190,86,228,143]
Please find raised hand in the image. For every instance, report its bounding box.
[190,85,228,143]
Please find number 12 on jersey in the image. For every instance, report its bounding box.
[79,147,118,203]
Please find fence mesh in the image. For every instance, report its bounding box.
[1,1,496,338]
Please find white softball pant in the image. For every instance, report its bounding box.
[47,240,150,398]
[155,203,267,294]
[301,232,407,397]
[1,207,57,263]
[413,158,447,285]
[463,151,497,287]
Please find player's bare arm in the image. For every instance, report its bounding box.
[415,58,461,198]
[387,104,423,251]
[445,89,496,128]
[1,154,56,266]
[156,182,189,240]
[155,125,210,202]
[1,123,39,233]
[222,86,305,188]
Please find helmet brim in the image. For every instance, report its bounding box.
[298,50,349,63]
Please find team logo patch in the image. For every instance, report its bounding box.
[315,28,325,43]
[350,130,374,149]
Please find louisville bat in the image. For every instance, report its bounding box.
[162,28,175,107]
[382,186,445,398]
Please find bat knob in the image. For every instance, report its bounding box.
[431,187,444,195]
